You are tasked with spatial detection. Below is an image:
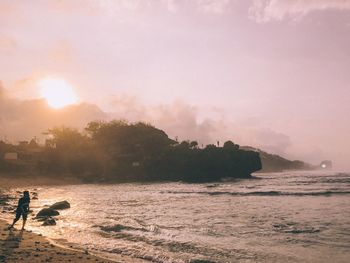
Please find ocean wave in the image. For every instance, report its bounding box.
[98,224,148,233]
[273,223,321,234]
[97,228,252,263]
[213,190,350,196]
[163,190,350,197]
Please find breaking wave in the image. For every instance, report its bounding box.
[163,190,350,197]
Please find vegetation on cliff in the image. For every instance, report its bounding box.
[0,121,262,182]
[241,146,314,172]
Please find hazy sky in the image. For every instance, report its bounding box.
[1,0,350,169]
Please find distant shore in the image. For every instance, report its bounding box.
[0,172,252,186]
[0,172,84,188]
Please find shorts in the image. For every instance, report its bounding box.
[15,210,28,220]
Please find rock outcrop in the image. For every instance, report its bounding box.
[49,201,70,210]
[36,208,59,218]
[42,217,56,226]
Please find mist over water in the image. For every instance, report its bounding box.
[4,171,350,262]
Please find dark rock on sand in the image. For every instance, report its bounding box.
[36,217,47,222]
[49,201,70,210]
[42,217,56,226]
[36,208,59,218]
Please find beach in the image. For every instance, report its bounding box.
[0,220,149,263]
[0,174,149,263]
[0,219,117,263]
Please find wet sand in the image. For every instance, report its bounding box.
[0,219,113,263]
[0,220,148,263]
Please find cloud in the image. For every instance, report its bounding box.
[49,0,234,15]
[0,1,16,17]
[249,0,350,22]
[108,94,292,154]
[246,128,292,154]
[76,0,350,18]
[0,82,108,142]
[0,81,5,99]
[48,41,75,65]
[108,95,218,144]
[0,36,17,52]
[195,0,232,14]
[0,82,292,157]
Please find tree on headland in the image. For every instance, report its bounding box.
[84,120,178,181]
[1,120,262,182]
[223,140,239,151]
[189,141,198,149]
[42,127,103,175]
[85,120,176,158]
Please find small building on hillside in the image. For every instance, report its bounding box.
[18,141,29,147]
[4,152,18,160]
[28,138,39,148]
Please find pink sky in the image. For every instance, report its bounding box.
[1,0,350,170]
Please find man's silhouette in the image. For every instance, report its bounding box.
[8,191,30,230]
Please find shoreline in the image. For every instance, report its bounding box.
[0,178,151,263]
[0,219,115,263]
[0,175,160,263]
[0,219,150,263]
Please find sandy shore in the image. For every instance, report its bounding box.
[0,219,115,263]
[0,220,150,263]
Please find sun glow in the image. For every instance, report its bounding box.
[39,78,78,108]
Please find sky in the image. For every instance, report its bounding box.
[0,0,350,170]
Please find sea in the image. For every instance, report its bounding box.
[2,171,350,263]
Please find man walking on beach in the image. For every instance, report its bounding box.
[8,191,30,230]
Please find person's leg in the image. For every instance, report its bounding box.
[9,212,21,229]
[21,214,27,230]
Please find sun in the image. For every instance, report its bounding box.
[38,78,78,109]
